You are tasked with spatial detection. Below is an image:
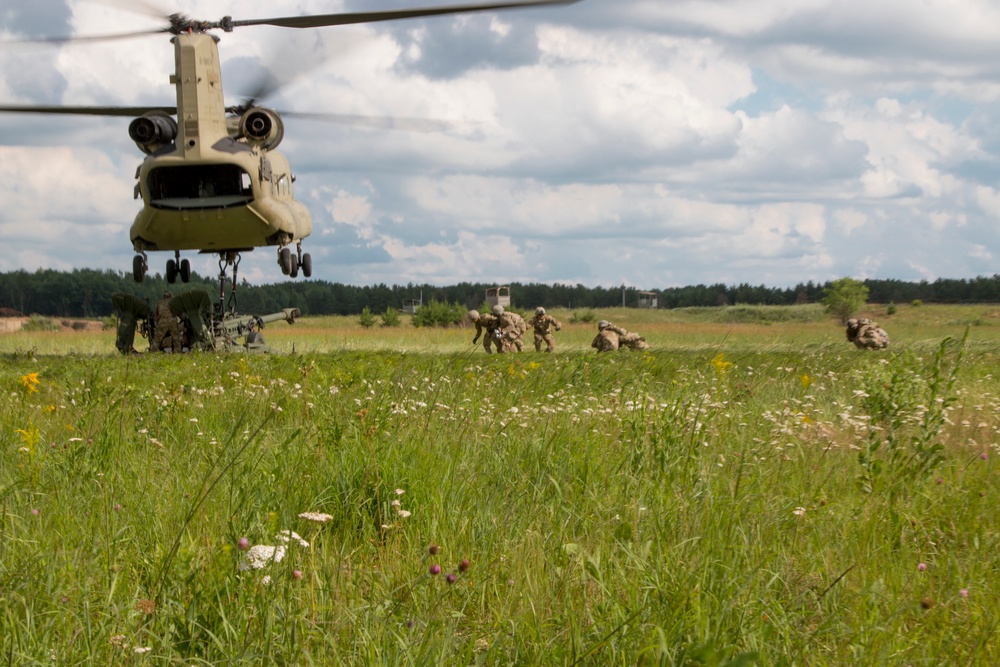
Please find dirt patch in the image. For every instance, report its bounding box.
[0,317,28,333]
[0,317,106,333]
[58,319,106,332]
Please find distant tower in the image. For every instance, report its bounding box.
[637,291,658,309]
[485,285,511,308]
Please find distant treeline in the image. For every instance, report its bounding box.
[2,268,1000,318]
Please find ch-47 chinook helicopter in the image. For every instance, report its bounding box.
[0,0,579,289]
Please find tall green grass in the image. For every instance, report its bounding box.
[1,306,999,664]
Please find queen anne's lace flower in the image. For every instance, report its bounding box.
[239,545,286,571]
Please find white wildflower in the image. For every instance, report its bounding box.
[133,647,152,654]
[793,507,807,517]
[275,530,309,547]
[239,544,286,571]
[397,509,411,519]
[298,512,333,523]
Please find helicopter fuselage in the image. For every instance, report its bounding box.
[129,32,312,272]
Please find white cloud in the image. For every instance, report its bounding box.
[1,0,999,290]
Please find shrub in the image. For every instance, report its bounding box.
[358,307,377,329]
[21,315,60,332]
[887,302,897,316]
[822,277,869,323]
[569,309,596,324]
[412,300,466,328]
[912,299,923,307]
[381,307,401,328]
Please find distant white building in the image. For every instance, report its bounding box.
[400,291,422,314]
[486,286,511,308]
[637,291,658,309]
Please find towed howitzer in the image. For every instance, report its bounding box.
[113,290,299,353]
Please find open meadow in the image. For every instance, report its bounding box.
[2,303,999,664]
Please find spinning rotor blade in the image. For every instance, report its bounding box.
[4,28,171,45]
[2,0,578,45]
[0,105,175,117]
[232,0,580,30]
[278,111,457,133]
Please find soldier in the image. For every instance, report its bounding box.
[846,318,890,350]
[605,321,649,351]
[469,309,500,354]
[593,320,648,352]
[591,320,619,352]
[150,290,182,352]
[528,306,562,352]
[493,305,527,353]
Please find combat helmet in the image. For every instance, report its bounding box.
[468,309,480,322]
[598,320,610,330]
[535,307,545,316]
[492,305,504,316]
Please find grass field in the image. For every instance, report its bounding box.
[2,304,999,664]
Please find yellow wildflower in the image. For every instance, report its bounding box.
[710,353,733,375]
[799,374,814,390]
[20,372,40,394]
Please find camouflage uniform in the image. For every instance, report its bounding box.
[846,318,890,350]
[591,329,619,352]
[496,311,527,353]
[529,308,562,352]
[150,292,182,352]
[604,322,649,351]
[469,310,500,353]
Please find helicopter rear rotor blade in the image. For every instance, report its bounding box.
[0,105,176,117]
[233,0,580,30]
[2,28,171,45]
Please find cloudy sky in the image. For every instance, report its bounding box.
[1,0,999,289]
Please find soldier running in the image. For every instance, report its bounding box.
[528,307,562,352]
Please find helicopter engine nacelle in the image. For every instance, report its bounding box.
[128,113,178,154]
[239,107,284,150]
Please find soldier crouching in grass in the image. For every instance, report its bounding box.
[593,320,649,352]
[592,320,619,352]
[528,307,562,352]
[846,318,890,350]
[468,309,499,353]
[494,305,527,353]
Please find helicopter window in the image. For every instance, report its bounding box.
[147,163,253,210]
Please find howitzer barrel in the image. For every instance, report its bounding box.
[260,308,300,326]
[218,308,299,333]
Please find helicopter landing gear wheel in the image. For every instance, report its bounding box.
[180,258,191,283]
[166,259,177,284]
[290,261,299,278]
[301,253,312,278]
[279,247,293,275]
[132,255,146,283]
